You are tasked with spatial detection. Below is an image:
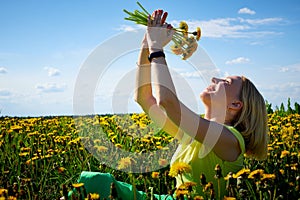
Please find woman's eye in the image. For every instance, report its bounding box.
[225,79,231,84]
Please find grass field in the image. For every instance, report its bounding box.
[0,101,299,199]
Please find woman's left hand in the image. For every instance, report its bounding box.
[146,9,174,53]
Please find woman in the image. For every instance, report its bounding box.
[135,9,268,198]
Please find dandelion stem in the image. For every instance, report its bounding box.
[136,1,150,16]
[245,180,257,200]
[217,178,221,200]
[179,173,185,185]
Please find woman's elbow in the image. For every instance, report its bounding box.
[135,94,156,109]
[134,93,147,106]
[157,96,179,112]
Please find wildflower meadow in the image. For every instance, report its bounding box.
[0,99,299,199]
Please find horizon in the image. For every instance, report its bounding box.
[1,0,300,117]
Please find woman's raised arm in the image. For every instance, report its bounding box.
[146,9,241,161]
[134,34,183,140]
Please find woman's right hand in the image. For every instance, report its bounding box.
[146,10,174,53]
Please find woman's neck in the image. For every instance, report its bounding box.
[204,105,231,125]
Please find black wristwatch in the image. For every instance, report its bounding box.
[148,51,165,62]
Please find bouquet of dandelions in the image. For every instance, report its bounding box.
[123,2,201,60]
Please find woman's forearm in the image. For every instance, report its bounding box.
[135,45,183,140]
[134,44,152,108]
[151,57,181,124]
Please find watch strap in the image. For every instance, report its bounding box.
[148,51,165,62]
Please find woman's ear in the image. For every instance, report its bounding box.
[229,101,243,111]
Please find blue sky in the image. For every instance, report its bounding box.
[0,0,300,116]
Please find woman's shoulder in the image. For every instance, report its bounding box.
[224,125,246,154]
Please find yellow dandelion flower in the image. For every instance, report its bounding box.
[25,156,39,165]
[115,143,122,148]
[94,139,101,144]
[20,178,31,184]
[261,174,276,181]
[290,163,297,170]
[20,147,31,151]
[58,167,66,173]
[108,132,115,137]
[10,125,23,131]
[175,187,189,197]
[233,168,250,178]
[151,172,160,179]
[196,27,201,41]
[158,158,168,166]
[96,145,108,152]
[110,135,117,143]
[224,172,234,181]
[0,188,8,195]
[169,162,192,177]
[28,131,39,137]
[204,182,214,191]
[193,196,205,200]
[141,138,151,143]
[280,150,290,158]
[183,181,197,189]
[179,21,189,32]
[72,183,84,188]
[267,147,274,151]
[279,169,285,175]
[291,152,297,156]
[170,44,184,55]
[248,169,264,179]
[19,152,30,157]
[223,197,237,200]
[117,157,136,170]
[87,193,100,200]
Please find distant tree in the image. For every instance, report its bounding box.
[287,98,293,114]
[265,100,273,114]
[280,102,285,114]
[295,102,300,114]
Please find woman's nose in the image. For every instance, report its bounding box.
[211,77,218,83]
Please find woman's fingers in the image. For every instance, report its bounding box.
[154,10,161,24]
[161,12,168,25]
[147,14,152,26]
[148,9,170,27]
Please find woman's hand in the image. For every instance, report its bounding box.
[146,9,174,53]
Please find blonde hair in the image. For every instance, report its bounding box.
[234,76,268,160]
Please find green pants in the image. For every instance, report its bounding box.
[69,171,174,200]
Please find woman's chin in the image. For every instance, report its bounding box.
[199,91,212,105]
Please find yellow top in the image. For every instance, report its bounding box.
[170,125,245,198]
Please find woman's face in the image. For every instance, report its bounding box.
[200,76,243,107]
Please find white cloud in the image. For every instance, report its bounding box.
[238,7,256,15]
[44,67,61,77]
[279,63,300,73]
[239,17,284,25]
[117,25,144,32]
[225,57,250,65]
[279,67,289,72]
[120,15,284,39]
[0,89,12,97]
[0,67,8,74]
[170,16,283,39]
[179,68,221,79]
[180,71,203,78]
[35,83,66,93]
[261,82,300,104]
